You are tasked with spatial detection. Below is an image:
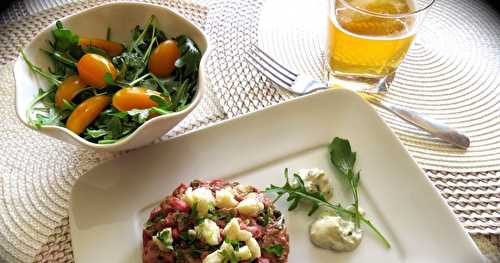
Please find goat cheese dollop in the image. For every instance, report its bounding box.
[309,215,363,251]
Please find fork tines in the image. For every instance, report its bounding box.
[245,45,298,88]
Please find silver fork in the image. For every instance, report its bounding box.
[245,46,470,149]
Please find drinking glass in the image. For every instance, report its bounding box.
[326,0,435,92]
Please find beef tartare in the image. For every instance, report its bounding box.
[143,179,289,263]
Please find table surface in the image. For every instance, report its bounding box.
[0,0,499,262]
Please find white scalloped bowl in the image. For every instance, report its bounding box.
[14,2,209,151]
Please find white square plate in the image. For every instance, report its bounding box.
[70,89,483,262]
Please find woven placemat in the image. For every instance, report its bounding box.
[0,0,498,262]
[259,0,500,173]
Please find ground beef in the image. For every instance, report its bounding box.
[143,179,289,263]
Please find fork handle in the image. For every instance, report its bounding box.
[368,98,470,149]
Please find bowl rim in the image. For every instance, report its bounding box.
[14,1,211,150]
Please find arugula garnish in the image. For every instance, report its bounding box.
[188,203,205,225]
[220,248,238,263]
[329,137,361,228]
[179,231,197,245]
[223,238,240,250]
[155,228,174,250]
[263,244,284,256]
[266,169,352,216]
[266,169,390,248]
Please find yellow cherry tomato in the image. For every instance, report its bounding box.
[112,87,162,112]
[77,53,117,88]
[55,75,87,109]
[79,37,124,57]
[66,95,111,135]
[148,40,180,77]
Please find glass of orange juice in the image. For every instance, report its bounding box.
[326,0,434,92]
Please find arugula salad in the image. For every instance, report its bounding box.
[22,15,202,144]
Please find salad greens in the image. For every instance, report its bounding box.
[266,137,391,248]
[21,15,202,144]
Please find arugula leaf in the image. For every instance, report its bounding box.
[113,52,144,69]
[150,95,174,113]
[223,238,240,249]
[263,244,284,256]
[172,80,191,110]
[41,49,77,68]
[84,129,108,138]
[179,231,197,245]
[98,139,117,144]
[52,21,79,52]
[156,228,174,250]
[107,116,122,138]
[329,137,356,175]
[20,50,62,86]
[143,74,178,96]
[29,106,70,129]
[329,137,362,228]
[175,35,202,76]
[127,108,150,124]
[103,72,116,86]
[61,99,76,111]
[220,249,238,263]
[208,209,235,223]
[149,107,170,115]
[189,203,199,222]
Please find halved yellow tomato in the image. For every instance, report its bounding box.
[55,75,87,109]
[79,37,124,57]
[148,40,180,77]
[66,95,111,135]
[112,87,163,112]
[77,53,117,88]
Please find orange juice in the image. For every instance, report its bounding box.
[327,0,416,78]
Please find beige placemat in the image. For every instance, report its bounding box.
[0,0,498,262]
[258,0,500,173]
